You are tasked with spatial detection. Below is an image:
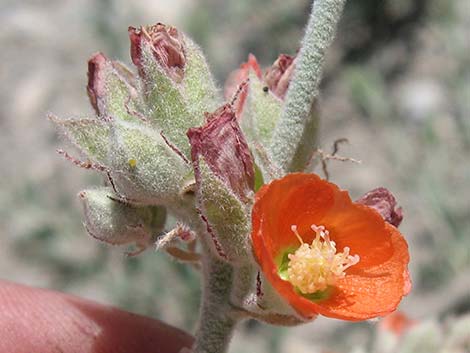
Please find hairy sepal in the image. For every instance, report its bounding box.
[231,268,304,326]
[87,53,143,122]
[79,187,166,253]
[253,272,301,319]
[196,158,252,263]
[242,72,282,146]
[108,120,190,205]
[49,115,110,164]
[137,43,195,156]
[241,73,284,183]
[182,35,220,118]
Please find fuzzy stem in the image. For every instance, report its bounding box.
[269,0,347,173]
[192,254,238,353]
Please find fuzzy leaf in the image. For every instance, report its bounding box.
[79,187,166,254]
[269,0,345,174]
[49,115,110,164]
[108,121,190,205]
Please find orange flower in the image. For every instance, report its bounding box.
[251,173,410,321]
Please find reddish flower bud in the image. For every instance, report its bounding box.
[264,54,296,99]
[87,52,138,116]
[224,53,296,118]
[224,54,262,118]
[129,23,186,82]
[87,52,107,113]
[187,104,255,201]
[356,187,404,227]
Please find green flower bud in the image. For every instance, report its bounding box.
[108,120,191,205]
[243,72,282,146]
[188,105,255,262]
[78,187,166,255]
[128,23,220,158]
[87,52,143,122]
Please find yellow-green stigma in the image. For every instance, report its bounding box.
[287,224,360,294]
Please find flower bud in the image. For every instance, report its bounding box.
[108,120,190,205]
[264,54,296,99]
[224,54,262,118]
[79,187,167,255]
[127,22,219,159]
[87,52,141,121]
[188,104,255,262]
[129,23,186,82]
[356,187,403,227]
[188,104,255,202]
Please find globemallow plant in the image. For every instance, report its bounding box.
[50,0,411,352]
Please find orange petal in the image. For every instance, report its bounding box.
[251,173,411,321]
[304,224,410,320]
[252,173,336,254]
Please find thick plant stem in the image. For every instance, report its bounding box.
[269,0,347,173]
[192,254,238,353]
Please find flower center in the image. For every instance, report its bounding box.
[287,224,360,295]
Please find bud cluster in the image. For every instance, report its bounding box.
[50,18,410,350]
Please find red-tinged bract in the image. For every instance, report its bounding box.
[251,173,410,321]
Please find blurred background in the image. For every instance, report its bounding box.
[0,0,469,352]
